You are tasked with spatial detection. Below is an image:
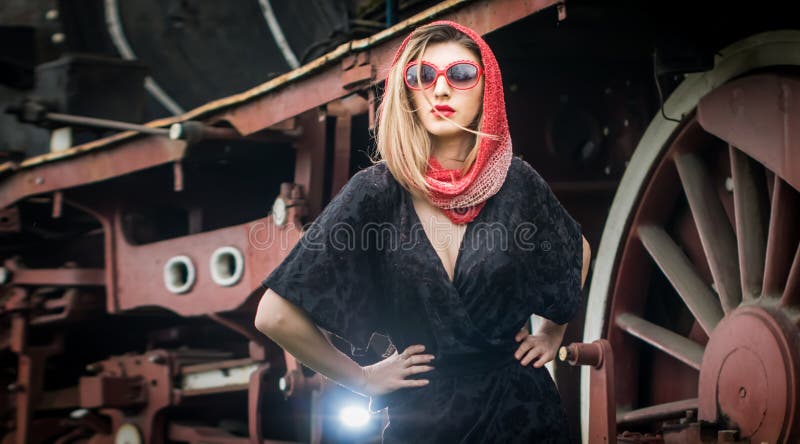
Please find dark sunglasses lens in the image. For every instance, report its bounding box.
[447,63,479,88]
[405,64,436,88]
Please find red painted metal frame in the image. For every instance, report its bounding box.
[561,340,616,444]
[0,0,563,209]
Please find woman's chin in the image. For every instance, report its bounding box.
[424,123,469,140]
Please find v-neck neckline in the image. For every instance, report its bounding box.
[404,190,484,286]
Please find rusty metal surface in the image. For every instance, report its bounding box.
[79,351,177,444]
[8,315,64,444]
[0,136,187,209]
[4,264,105,287]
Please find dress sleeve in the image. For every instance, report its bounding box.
[519,161,584,325]
[261,168,386,356]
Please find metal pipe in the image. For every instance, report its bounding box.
[46,112,169,136]
[386,0,398,26]
[617,398,698,425]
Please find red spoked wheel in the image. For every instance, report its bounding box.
[582,31,800,443]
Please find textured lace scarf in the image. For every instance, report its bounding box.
[386,20,512,224]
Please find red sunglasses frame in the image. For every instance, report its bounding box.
[403,59,483,90]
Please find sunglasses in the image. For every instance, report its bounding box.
[403,60,483,90]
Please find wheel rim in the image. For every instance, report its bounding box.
[581,31,800,443]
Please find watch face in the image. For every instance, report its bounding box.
[272,197,287,226]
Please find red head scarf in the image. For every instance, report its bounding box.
[382,20,512,224]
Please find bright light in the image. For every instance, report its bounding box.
[339,405,370,428]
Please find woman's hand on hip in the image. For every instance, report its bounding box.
[360,344,435,396]
[513,323,567,368]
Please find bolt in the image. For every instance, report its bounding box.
[85,363,103,373]
[558,346,569,362]
[34,177,45,185]
[69,408,89,419]
[725,176,734,192]
[278,377,288,392]
[739,386,747,398]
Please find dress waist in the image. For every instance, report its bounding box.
[413,348,517,379]
[368,348,518,413]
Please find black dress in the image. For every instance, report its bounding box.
[262,155,583,443]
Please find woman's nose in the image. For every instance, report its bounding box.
[433,74,451,97]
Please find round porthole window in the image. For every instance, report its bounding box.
[163,255,196,294]
[209,246,244,287]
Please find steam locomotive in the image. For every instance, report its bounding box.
[1,0,798,443]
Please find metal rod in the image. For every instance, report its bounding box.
[617,398,698,425]
[386,0,398,26]
[46,112,169,136]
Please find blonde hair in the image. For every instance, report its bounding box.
[372,24,494,198]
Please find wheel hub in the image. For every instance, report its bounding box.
[699,305,800,442]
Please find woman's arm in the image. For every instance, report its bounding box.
[254,288,368,394]
[514,235,592,367]
[254,288,434,396]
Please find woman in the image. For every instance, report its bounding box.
[255,20,591,443]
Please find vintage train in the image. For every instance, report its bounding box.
[1,0,798,443]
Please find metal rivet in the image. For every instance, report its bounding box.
[725,177,734,192]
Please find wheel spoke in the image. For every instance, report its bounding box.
[763,176,800,297]
[675,153,742,313]
[638,224,724,335]
[781,245,800,307]
[729,145,768,300]
[616,312,704,370]
[617,398,698,425]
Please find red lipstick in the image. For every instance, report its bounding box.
[433,105,455,117]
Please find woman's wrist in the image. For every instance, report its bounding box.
[536,319,567,335]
